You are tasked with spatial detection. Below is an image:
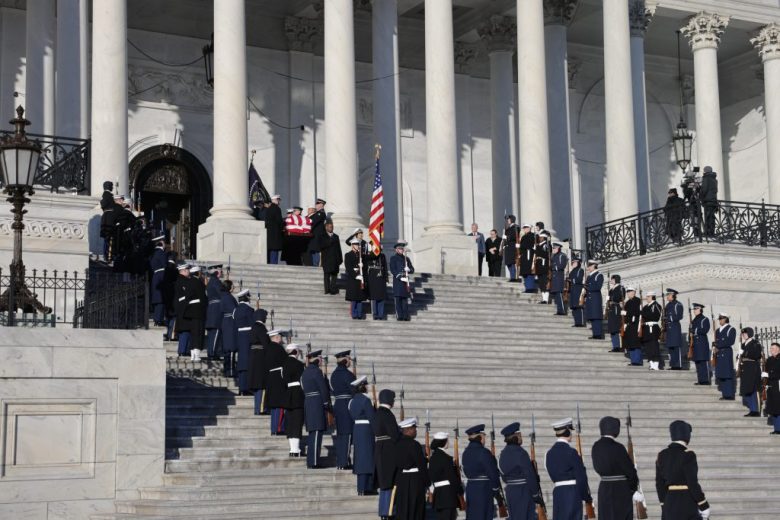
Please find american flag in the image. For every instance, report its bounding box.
[368,149,384,255]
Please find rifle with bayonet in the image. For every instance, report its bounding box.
[424,409,431,458]
[710,307,718,369]
[660,284,667,344]
[575,404,597,519]
[371,362,378,409]
[626,405,648,519]
[530,414,548,520]
[638,287,644,340]
[352,343,358,377]
[490,414,509,518]
[399,384,405,421]
[305,333,312,367]
[269,309,275,330]
[227,255,231,280]
[687,298,695,360]
[453,419,467,511]
[323,345,329,377]
[603,271,611,322]
[761,340,768,417]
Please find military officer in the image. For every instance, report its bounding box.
[765,342,780,434]
[173,261,192,357]
[428,431,462,520]
[461,424,501,520]
[320,220,343,295]
[307,198,328,266]
[607,275,627,352]
[302,350,331,468]
[265,329,288,435]
[366,246,389,320]
[233,289,254,395]
[641,291,664,371]
[568,257,586,327]
[348,376,376,495]
[502,215,520,281]
[148,235,168,326]
[184,265,206,362]
[393,418,430,520]
[248,308,270,415]
[623,288,642,365]
[331,350,357,470]
[590,416,640,520]
[545,419,592,520]
[498,422,540,520]
[739,327,763,417]
[691,304,712,385]
[204,265,224,360]
[655,421,710,520]
[713,313,737,400]
[374,389,400,519]
[345,227,370,255]
[219,280,237,377]
[282,343,305,457]
[344,238,367,320]
[584,260,605,340]
[534,233,551,304]
[550,243,568,316]
[390,242,414,321]
[665,289,685,370]
[518,224,537,292]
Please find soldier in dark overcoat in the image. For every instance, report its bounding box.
[641,291,664,371]
[219,280,237,377]
[374,389,399,518]
[461,424,501,520]
[173,262,192,356]
[282,343,305,456]
[665,289,685,369]
[690,304,712,385]
[623,288,643,366]
[390,242,414,321]
[320,220,342,295]
[428,432,462,520]
[533,233,551,303]
[265,195,284,264]
[344,239,367,319]
[265,329,288,435]
[607,275,626,352]
[545,419,592,520]
[655,421,710,520]
[301,350,331,468]
[584,260,605,339]
[502,215,519,281]
[738,327,763,417]
[518,224,537,292]
[148,236,167,326]
[568,258,586,327]
[366,248,388,320]
[204,265,224,360]
[550,243,568,316]
[307,198,327,266]
[330,351,356,469]
[393,418,430,520]
[233,289,254,395]
[765,342,780,434]
[713,312,737,400]
[498,422,540,520]
[248,308,270,415]
[591,417,640,520]
[348,376,376,495]
[183,265,206,361]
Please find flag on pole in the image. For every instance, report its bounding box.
[368,145,384,255]
[248,161,270,209]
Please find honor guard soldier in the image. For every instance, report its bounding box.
[393,418,430,520]
[307,198,327,266]
[366,246,389,320]
[550,243,568,315]
[764,342,780,434]
[248,308,270,415]
[568,257,586,327]
[184,265,206,362]
[345,238,368,320]
[665,289,685,369]
[655,421,710,520]
[320,220,343,295]
[345,228,371,256]
[331,350,357,469]
[148,235,168,326]
[265,329,288,435]
[590,417,640,520]
[690,304,712,385]
[390,242,414,321]
[374,389,400,519]
[461,424,501,520]
[204,265,224,360]
[519,224,536,292]
[219,280,237,377]
[641,291,664,371]
[713,313,737,400]
[173,262,192,357]
[607,275,627,352]
[739,327,763,417]
[545,419,592,520]
[282,343,305,457]
[502,215,520,281]
[428,431,462,520]
[348,376,376,495]
[534,233,551,304]
[623,288,643,365]
[584,260,605,339]
[233,289,254,395]
[498,422,541,520]
[302,350,332,468]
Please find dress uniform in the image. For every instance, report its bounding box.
[690,304,712,385]
[584,261,605,339]
[641,292,663,371]
[393,418,430,520]
[366,250,389,320]
[390,242,414,321]
[374,389,400,519]
[665,289,685,369]
[550,244,568,315]
[282,344,305,457]
[534,234,551,303]
[344,240,368,319]
[739,327,763,416]
[331,351,357,469]
[348,376,376,495]
[502,216,520,281]
[184,266,206,361]
[655,421,710,520]
[568,258,586,327]
[764,343,780,434]
[301,351,331,468]
[428,432,462,520]
[148,237,167,326]
[173,262,192,356]
[204,266,224,360]
[265,196,284,264]
[518,225,537,292]
[248,309,270,415]
[498,422,540,520]
[320,223,343,295]
[590,417,640,520]
[607,276,626,352]
[219,282,237,377]
[713,313,737,400]
[622,289,642,365]
[545,419,592,520]
[233,290,254,395]
[461,424,501,520]
[265,330,288,435]
[307,199,328,266]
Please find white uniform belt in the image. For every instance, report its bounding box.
[178,296,186,301]
[433,480,451,488]
[505,479,527,485]
[600,475,627,482]
[154,268,165,273]
[644,322,660,326]
[287,382,301,387]
[188,299,200,304]
[335,394,351,399]
[223,313,233,317]
[305,392,320,397]
[468,477,489,482]
[209,299,220,304]
[554,480,577,488]
[238,327,251,331]
[402,468,419,473]
[270,367,283,372]
[375,435,391,441]
[354,419,370,424]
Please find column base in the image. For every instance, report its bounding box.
[409,232,476,276]
[196,218,267,264]
[329,213,365,240]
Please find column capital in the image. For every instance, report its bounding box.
[751,23,780,62]
[284,16,323,52]
[477,15,516,53]
[629,0,656,37]
[681,11,729,51]
[543,0,579,27]
[454,42,479,74]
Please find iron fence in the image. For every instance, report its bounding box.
[586,199,780,263]
[0,268,86,326]
[755,326,780,348]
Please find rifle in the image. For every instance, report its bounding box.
[352,343,358,377]
[563,264,571,308]
[579,269,587,307]
[370,362,378,409]
[575,404,597,519]
[660,284,667,344]
[399,384,405,421]
[323,345,329,377]
[305,333,312,367]
[603,271,611,321]
[530,414,548,520]
[453,419,467,511]
[424,409,431,458]
[710,307,718,369]
[687,298,695,360]
[638,288,644,339]
[546,237,553,292]
[227,255,231,280]
[626,405,649,519]
[270,309,275,329]
[402,250,413,300]
[357,246,365,290]
[255,281,261,309]
[490,413,509,518]
[761,341,768,417]
[513,226,521,280]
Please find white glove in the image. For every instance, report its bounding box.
[621,311,627,316]
[632,491,645,503]
[501,235,507,240]
[356,275,364,282]
[762,372,769,378]
[700,508,711,519]
[400,277,408,283]
[515,244,520,249]
[403,266,410,273]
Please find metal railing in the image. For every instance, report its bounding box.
[74,270,149,330]
[586,199,780,263]
[755,326,780,347]
[0,268,86,326]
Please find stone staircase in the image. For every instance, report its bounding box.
[94,264,780,519]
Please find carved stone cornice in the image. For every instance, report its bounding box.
[477,15,516,54]
[0,219,86,241]
[629,0,656,38]
[751,23,780,63]
[454,43,479,75]
[127,64,212,110]
[543,0,579,27]
[284,16,323,53]
[681,12,729,51]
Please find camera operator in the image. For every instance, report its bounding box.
[664,188,685,243]
[700,166,718,237]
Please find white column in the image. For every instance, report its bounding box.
[56,0,87,138]
[517,0,553,231]
[478,16,516,230]
[682,12,729,199]
[752,23,780,204]
[25,0,56,136]
[603,0,639,220]
[324,0,362,231]
[629,1,655,212]
[372,0,403,244]
[90,0,127,196]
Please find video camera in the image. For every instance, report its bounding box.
[681,166,701,203]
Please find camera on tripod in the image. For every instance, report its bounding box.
[681,166,701,203]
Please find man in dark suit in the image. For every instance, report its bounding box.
[307,198,327,266]
[655,421,710,520]
[265,195,284,264]
[320,220,342,295]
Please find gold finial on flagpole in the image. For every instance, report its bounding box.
[374,143,382,160]
[250,149,257,163]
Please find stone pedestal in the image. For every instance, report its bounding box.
[409,233,476,276]
[196,219,267,265]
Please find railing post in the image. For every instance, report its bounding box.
[760,198,768,247]
[143,273,150,330]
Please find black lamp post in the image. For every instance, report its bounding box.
[202,33,214,88]
[0,106,49,321]
[673,29,694,174]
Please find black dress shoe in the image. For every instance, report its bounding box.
[555,312,566,316]
[719,397,735,401]
[609,349,621,353]
[770,431,780,435]
[588,335,604,340]
[745,412,760,417]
